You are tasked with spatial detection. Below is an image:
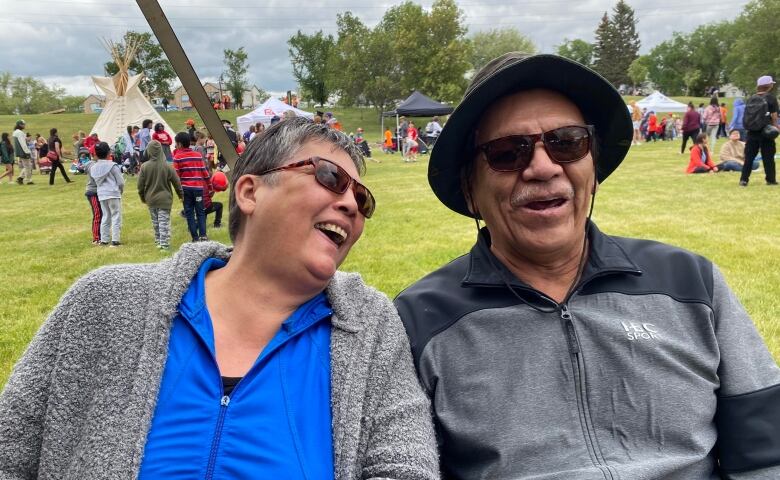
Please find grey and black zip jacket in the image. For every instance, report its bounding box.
[395,223,780,480]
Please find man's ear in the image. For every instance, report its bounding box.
[233,175,260,216]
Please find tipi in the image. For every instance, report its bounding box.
[90,38,173,145]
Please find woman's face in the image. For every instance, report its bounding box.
[239,140,366,288]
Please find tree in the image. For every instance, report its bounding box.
[0,73,64,115]
[556,39,594,67]
[330,12,372,106]
[470,28,536,73]
[609,0,640,86]
[288,30,335,106]
[593,1,640,87]
[223,47,250,109]
[628,55,650,89]
[724,0,780,93]
[421,0,471,103]
[104,31,176,100]
[592,13,616,81]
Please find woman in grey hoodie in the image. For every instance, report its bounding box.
[89,141,124,246]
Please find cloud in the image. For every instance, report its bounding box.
[0,0,748,96]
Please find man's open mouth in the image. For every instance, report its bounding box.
[315,223,347,246]
[524,198,567,211]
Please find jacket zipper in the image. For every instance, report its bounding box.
[560,304,615,480]
[205,394,231,480]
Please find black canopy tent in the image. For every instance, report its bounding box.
[382,91,454,152]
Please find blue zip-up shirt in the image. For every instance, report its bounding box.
[139,258,334,479]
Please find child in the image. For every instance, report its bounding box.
[137,140,183,251]
[82,150,102,245]
[89,142,124,246]
[383,128,394,154]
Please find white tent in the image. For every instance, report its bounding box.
[90,73,173,145]
[627,91,688,113]
[236,98,314,134]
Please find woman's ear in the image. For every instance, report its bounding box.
[233,175,259,216]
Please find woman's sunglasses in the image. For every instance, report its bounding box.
[258,156,376,218]
[476,125,594,172]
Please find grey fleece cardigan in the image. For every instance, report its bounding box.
[0,242,438,479]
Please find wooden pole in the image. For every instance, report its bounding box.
[135,0,238,168]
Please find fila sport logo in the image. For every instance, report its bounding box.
[621,322,660,341]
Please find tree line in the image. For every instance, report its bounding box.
[558,0,778,96]
[288,0,537,112]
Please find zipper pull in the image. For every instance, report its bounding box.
[220,395,230,407]
[560,305,580,354]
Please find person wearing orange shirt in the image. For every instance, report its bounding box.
[718,103,728,138]
[686,133,719,173]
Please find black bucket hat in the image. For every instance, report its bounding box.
[429,53,633,218]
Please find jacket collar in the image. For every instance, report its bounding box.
[154,241,365,335]
[462,221,642,301]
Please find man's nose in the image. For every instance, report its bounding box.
[521,140,562,182]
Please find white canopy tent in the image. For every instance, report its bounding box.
[90,74,173,145]
[627,91,688,113]
[236,98,314,134]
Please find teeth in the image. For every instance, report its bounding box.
[315,223,347,245]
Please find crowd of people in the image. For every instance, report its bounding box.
[628,76,779,185]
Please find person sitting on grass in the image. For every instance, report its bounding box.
[718,128,759,173]
[686,133,719,174]
[89,141,124,246]
[138,140,183,251]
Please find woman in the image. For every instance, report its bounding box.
[47,128,73,185]
[0,117,438,479]
[686,132,719,174]
[152,122,174,162]
[702,96,721,155]
[681,102,701,154]
[0,133,14,183]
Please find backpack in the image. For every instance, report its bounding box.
[744,94,770,131]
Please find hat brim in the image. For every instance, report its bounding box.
[428,54,632,218]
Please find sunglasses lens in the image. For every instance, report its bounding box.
[484,137,532,171]
[545,126,590,162]
[314,159,349,193]
[314,158,375,218]
[354,185,375,218]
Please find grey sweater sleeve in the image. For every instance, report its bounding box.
[360,302,439,480]
[711,264,780,476]
[0,282,74,479]
[112,165,125,193]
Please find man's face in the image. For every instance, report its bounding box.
[469,89,596,262]
[730,131,740,142]
[241,139,365,287]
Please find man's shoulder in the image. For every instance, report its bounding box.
[593,233,715,305]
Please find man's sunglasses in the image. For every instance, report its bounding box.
[475,125,594,172]
[258,156,376,218]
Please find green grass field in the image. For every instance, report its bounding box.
[1,103,778,385]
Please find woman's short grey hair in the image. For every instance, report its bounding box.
[228,116,365,242]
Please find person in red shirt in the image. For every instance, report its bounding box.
[646,112,658,142]
[405,121,419,162]
[83,133,99,156]
[152,123,173,162]
[173,132,211,241]
[686,133,719,174]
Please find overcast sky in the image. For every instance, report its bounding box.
[0,0,746,97]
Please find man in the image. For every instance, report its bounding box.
[395,53,780,479]
[740,75,778,186]
[729,98,746,140]
[719,128,758,172]
[11,120,33,185]
[425,116,444,146]
[173,132,211,242]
